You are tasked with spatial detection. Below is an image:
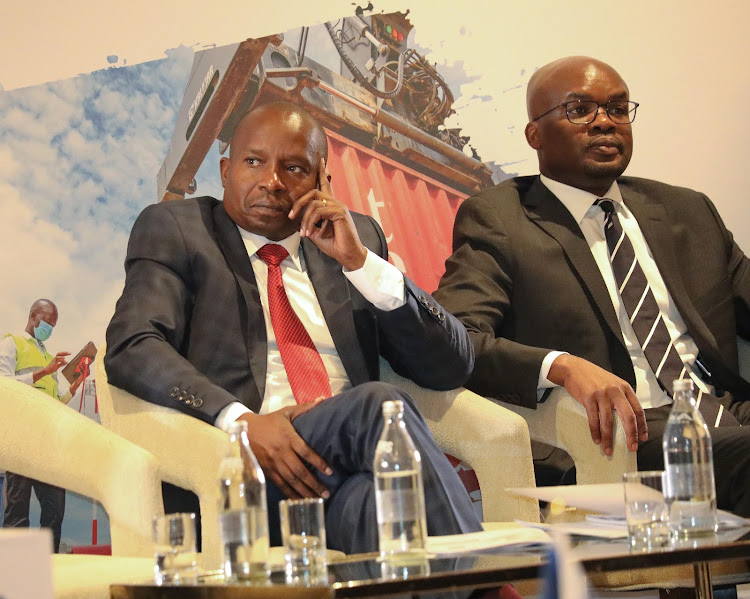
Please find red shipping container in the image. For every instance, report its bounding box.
[325,130,468,293]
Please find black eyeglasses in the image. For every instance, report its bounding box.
[532,100,639,124]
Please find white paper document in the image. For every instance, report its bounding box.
[509,483,628,516]
[426,526,551,555]
[508,484,750,530]
[517,519,628,539]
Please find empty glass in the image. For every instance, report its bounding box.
[152,512,198,584]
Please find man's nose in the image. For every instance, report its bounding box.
[591,105,617,130]
[259,164,286,192]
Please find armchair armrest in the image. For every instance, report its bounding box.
[0,377,161,557]
[95,349,227,571]
[497,387,636,484]
[379,359,539,523]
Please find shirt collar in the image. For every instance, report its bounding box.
[236,227,303,270]
[539,175,624,224]
[22,331,44,350]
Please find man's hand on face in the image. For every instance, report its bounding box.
[547,354,648,455]
[237,401,333,499]
[288,158,368,271]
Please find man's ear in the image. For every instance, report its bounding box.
[525,121,541,150]
[219,156,230,188]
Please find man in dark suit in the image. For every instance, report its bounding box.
[435,56,750,514]
[105,101,482,552]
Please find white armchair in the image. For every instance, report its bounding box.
[95,346,540,572]
[94,349,228,572]
[0,376,161,598]
[379,358,539,523]
[500,337,750,485]
[498,387,635,484]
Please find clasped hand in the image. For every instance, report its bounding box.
[237,401,332,499]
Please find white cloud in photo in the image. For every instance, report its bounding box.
[0,46,195,354]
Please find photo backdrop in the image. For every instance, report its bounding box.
[2,0,748,548]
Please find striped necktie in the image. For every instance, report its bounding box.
[597,199,736,427]
[256,243,332,404]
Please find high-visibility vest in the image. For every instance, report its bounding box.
[5,334,60,400]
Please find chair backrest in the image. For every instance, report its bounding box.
[0,377,161,557]
[95,346,227,571]
[379,358,539,523]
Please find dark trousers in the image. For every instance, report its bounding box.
[3,472,66,552]
[638,403,750,517]
[164,381,483,554]
[267,381,483,553]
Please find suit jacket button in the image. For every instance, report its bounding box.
[418,295,427,305]
[438,312,446,322]
[185,394,195,405]
[178,391,187,401]
[430,306,439,316]
[193,398,204,408]
[170,387,180,397]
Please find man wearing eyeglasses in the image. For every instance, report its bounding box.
[435,56,750,513]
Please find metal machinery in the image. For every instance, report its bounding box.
[157,11,493,203]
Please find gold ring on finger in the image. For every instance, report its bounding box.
[322,199,327,206]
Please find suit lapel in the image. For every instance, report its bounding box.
[523,178,624,345]
[212,202,266,408]
[622,187,721,355]
[301,238,370,386]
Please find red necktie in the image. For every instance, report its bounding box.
[256,244,332,404]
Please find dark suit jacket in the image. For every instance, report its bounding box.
[105,197,473,423]
[434,175,750,409]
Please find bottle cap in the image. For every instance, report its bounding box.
[225,420,249,434]
[382,399,404,416]
[672,379,694,393]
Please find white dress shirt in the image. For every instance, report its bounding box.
[215,229,406,429]
[538,175,707,409]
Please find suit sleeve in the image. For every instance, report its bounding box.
[434,194,552,408]
[354,215,474,390]
[705,198,750,340]
[105,204,238,424]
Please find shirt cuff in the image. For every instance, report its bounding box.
[343,249,405,312]
[215,401,253,431]
[16,373,34,386]
[539,351,568,389]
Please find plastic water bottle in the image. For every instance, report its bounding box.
[662,379,718,537]
[219,420,270,581]
[373,400,428,559]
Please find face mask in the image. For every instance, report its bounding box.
[34,320,54,342]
